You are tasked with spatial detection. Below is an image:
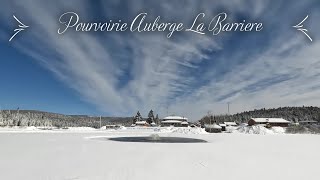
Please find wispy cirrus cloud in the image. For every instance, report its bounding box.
[1,0,319,120]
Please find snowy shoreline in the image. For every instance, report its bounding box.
[0,125,318,135]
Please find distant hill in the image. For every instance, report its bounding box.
[0,110,133,128]
[200,106,320,124]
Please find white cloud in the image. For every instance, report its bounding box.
[1,0,320,121]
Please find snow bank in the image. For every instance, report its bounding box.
[0,126,42,132]
[99,125,126,130]
[1,125,285,135]
[160,127,208,134]
[225,126,238,133]
[272,126,286,134]
[63,127,97,131]
[24,126,40,130]
[236,125,285,135]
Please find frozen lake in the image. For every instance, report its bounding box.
[0,130,319,180]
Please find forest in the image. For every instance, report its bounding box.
[1,106,320,128]
[200,106,320,124]
[0,110,132,128]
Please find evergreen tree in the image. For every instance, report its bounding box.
[147,110,154,124]
[133,111,142,124]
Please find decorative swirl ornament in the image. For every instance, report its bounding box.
[9,15,29,42]
[293,15,312,42]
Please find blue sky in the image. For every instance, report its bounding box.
[0,0,320,120]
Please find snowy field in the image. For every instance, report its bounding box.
[0,127,319,180]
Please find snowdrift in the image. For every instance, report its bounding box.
[159,127,208,134]
[236,125,285,135]
[0,125,287,135]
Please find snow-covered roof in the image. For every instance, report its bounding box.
[205,124,222,129]
[219,123,226,127]
[161,120,183,124]
[181,122,189,125]
[224,122,237,126]
[163,116,188,121]
[135,121,147,125]
[251,118,290,123]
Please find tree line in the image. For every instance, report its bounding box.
[3,106,319,128]
[0,109,161,128]
[0,110,132,128]
[200,106,320,124]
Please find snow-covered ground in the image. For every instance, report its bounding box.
[235,125,286,134]
[0,127,319,180]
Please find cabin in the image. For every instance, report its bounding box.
[248,118,290,127]
[219,122,237,131]
[219,123,226,131]
[161,116,189,127]
[204,123,222,133]
[134,121,149,127]
[224,121,237,126]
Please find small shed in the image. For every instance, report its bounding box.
[181,121,189,127]
[219,123,226,131]
[135,121,149,127]
[205,123,222,133]
[224,122,237,126]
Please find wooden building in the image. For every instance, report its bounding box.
[248,118,290,127]
[224,122,237,127]
[134,121,149,127]
[161,116,189,127]
[204,123,222,133]
[219,123,226,131]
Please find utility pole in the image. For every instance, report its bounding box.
[166,106,168,116]
[227,102,230,114]
[99,116,102,129]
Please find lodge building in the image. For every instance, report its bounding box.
[161,116,189,127]
[248,118,290,127]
